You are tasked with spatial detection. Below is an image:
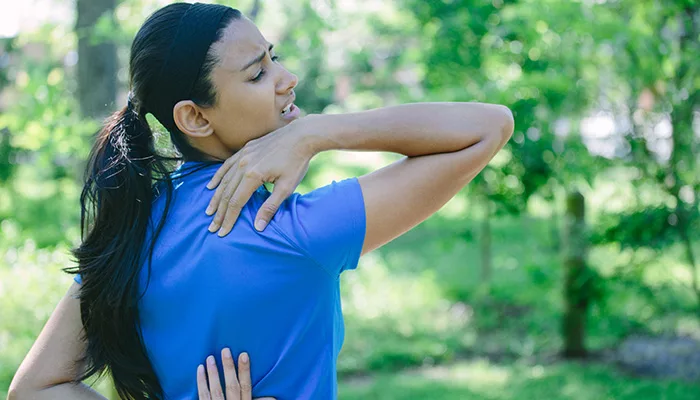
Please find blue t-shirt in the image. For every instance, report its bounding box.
[75,162,366,399]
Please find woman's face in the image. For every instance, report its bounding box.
[203,17,299,153]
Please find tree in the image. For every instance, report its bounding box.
[597,0,700,313]
[76,0,117,118]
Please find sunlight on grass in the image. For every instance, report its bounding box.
[339,359,700,400]
[417,359,512,389]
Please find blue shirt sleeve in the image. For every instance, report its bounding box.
[266,177,366,277]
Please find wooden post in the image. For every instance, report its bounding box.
[562,191,588,358]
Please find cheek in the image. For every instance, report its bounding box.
[231,84,274,119]
[224,87,269,120]
[228,85,279,139]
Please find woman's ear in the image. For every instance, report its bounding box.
[173,100,213,138]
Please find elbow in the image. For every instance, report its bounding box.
[7,383,24,400]
[478,105,513,151]
[497,105,514,142]
[8,374,41,400]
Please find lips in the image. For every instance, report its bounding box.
[281,103,300,120]
[280,92,296,114]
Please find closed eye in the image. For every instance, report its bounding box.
[251,55,281,82]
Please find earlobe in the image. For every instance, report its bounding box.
[173,100,213,138]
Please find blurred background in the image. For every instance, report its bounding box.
[0,0,699,398]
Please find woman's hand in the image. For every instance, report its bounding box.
[196,348,275,400]
[205,117,317,237]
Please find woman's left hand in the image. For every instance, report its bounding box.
[205,117,317,237]
[196,348,275,400]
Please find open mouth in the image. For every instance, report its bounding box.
[280,103,300,119]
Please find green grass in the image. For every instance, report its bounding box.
[339,359,700,400]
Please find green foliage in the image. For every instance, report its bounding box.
[593,207,696,250]
[1,0,699,397]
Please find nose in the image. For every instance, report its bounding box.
[277,67,298,94]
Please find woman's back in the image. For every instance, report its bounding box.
[139,162,365,399]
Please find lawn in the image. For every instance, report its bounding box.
[339,359,699,400]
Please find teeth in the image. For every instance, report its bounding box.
[281,103,292,114]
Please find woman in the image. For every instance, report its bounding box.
[9,2,513,399]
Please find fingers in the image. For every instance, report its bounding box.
[207,162,241,217]
[197,351,261,400]
[238,352,253,400]
[208,168,244,233]
[222,348,241,399]
[207,156,237,191]
[206,355,225,400]
[216,175,263,237]
[196,364,211,400]
[254,182,292,232]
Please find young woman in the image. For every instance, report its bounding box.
[9,2,513,399]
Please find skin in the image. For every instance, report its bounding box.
[172,17,299,161]
[9,11,514,400]
[197,349,274,400]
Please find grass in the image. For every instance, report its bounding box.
[339,359,700,399]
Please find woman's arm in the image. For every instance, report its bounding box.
[303,102,511,156]
[8,283,107,400]
[206,102,513,244]
[307,102,513,254]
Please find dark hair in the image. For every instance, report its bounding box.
[66,3,241,399]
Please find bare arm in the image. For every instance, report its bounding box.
[8,283,106,400]
[303,102,510,156]
[303,102,513,253]
[206,102,513,248]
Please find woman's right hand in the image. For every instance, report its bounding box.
[196,348,275,400]
[205,116,319,236]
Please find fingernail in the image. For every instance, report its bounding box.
[223,348,232,359]
[206,183,214,190]
[208,222,217,232]
[207,355,215,366]
[241,352,249,364]
[254,220,266,231]
[205,206,214,215]
[217,229,227,238]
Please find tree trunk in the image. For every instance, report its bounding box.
[248,0,263,21]
[668,4,700,316]
[562,191,588,358]
[76,0,117,119]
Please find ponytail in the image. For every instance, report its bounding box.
[69,95,168,399]
[64,3,240,398]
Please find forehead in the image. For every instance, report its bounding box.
[213,17,269,72]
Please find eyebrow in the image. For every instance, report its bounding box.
[240,43,274,72]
